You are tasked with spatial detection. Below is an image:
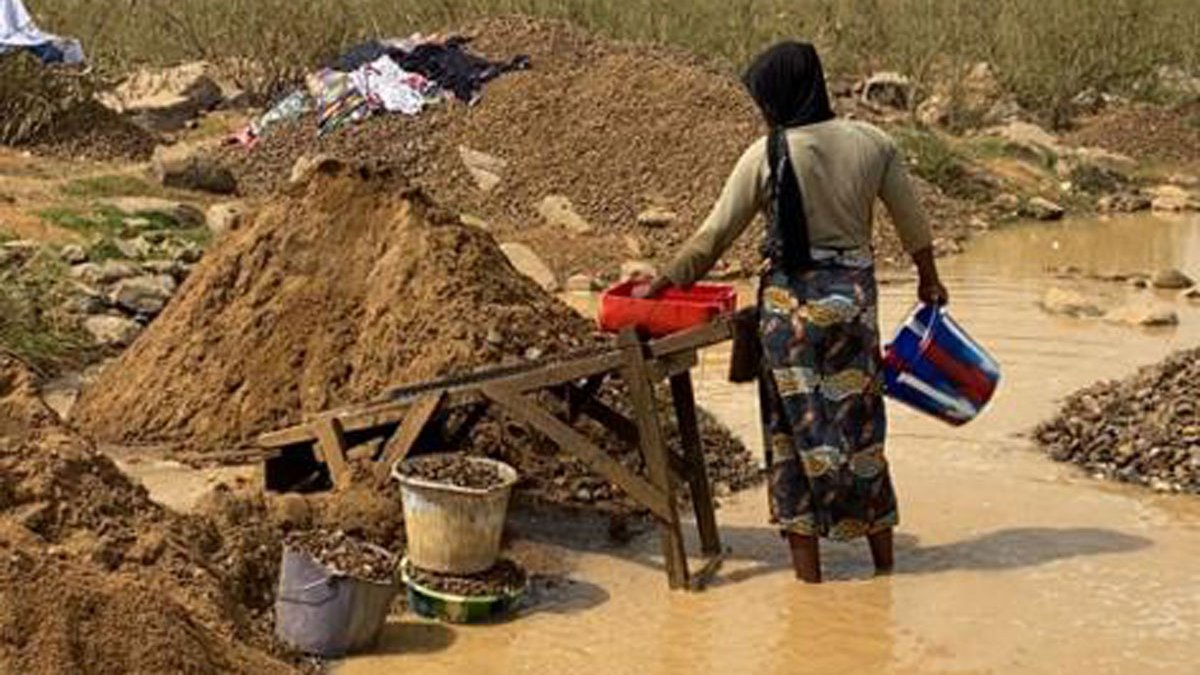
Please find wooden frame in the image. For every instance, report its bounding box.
[256,318,733,590]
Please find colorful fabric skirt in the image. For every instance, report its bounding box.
[758,263,898,541]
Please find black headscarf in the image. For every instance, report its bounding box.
[743,42,835,272]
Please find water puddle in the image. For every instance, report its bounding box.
[339,214,1199,674]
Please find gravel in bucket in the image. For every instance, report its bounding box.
[284,529,398,584]
[399,454,509,491]
[406,558,528,598]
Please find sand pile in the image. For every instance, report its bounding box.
[74,162,760,508]
[0,355,298,674]
[1035,348,1200,494]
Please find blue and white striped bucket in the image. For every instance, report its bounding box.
[883,304,1000,426]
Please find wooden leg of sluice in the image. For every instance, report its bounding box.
[312,416,352,490]
[618,330,689,590]
[373,392,445,487]
[670,371,721,557]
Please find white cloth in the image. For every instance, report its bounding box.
[350,55,428,116]
[0,0,84,63]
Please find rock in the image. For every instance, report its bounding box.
[111,275,178,316]
[1181,287,1200,302]
[1097,192,1152,214]
[1040,287,1103,318]
[458,213,490,231]
[1104,303,1179,327]
[1020,197,1065,221]
[71,260,141,285]
[60,244,87,265]
[84,315,142,347]
[620,260,658,282]
[500,243,559,292]
[987,121,1062,164]
[1071,146,1138,175]
[537,195,593,235]
[151,144,238,195]
[1152,268,1195,290]
[98,61,228,133]
[289,154,342,185]
[40,373,82,421]
[458,146,507,193]
[918,62,1020,128]
[860,72,912,109]
[173,245,203,264]
[1148,184,1200,213]
[993,192,1022,212]
[1155,65,1200,98]
[566,274,600,293]
[636,207,677,229]
[205,202,244,235]
[114,236,153,260]
[100,197,205,229]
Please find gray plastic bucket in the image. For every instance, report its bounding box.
[274,544,399,657]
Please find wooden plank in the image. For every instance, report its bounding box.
[312,416,352,490]
[688,549,730,592]
[481,385,674,522]
[618,329,689,590]
[501,352,625,394]
[670,371,721,556]
[647,316,732,359]
[646,351,699,382]
[373,392,445,487]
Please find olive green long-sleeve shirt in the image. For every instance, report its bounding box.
[662,119,932,285]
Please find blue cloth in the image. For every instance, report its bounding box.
[0,0,84,64]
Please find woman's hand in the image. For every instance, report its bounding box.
[911,246,948,306]
[631,275,671,299]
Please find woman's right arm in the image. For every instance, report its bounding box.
[879,143,948,305]
[651,140,767,293]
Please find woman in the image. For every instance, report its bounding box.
[642,42,947,583]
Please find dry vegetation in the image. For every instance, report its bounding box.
[17,0,1200,126]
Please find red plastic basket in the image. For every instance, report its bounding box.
[598,281,737,337]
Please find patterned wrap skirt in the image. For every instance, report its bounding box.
[758,262,898,541]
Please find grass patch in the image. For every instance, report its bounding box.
[0,250,94,375]
[38,206,126,237]
[893,128,995,202]
[59,174,161,199]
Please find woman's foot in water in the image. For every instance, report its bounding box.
[868,528,895,576]
[786,532,822,584]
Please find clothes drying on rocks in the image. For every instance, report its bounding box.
[230,35,527,148]
[0,0,84,64]
[395,36,530,104]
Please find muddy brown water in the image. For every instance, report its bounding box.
[126,214,1200,674]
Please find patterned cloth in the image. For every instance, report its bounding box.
[758,263,898,541]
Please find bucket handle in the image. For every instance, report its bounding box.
[916,303,945,358]
[277,575,344,606]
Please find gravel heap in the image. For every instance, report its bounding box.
[1035,348,1200,494]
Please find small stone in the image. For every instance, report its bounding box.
[60,244,87,265]
[1096,192,1152,214]
[111,274,177,316]
[459,213,490,231]
[1151,268,1194,290]
[1020,197,1065,221]
[500,242,559,292]
[84,315,143,347]
[620,260,658,282]
[485,328,504,346]
[1103,303,1179,327]
[636,207,677,229]
[70,260,141,285]
[114,236,153,260]
[1149,184,1200,213]
[1040,287,1103,318]
[566,274,599,292]
[289,154,341,185]
[1180,287,1200,302]
[174,245,202,264]
[537,195,593,235]
[206,202,244,235]
[458,146,507,193]
[524,347,544,361]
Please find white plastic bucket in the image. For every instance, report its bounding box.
[393,455,518,575]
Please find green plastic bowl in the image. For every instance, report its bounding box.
[401,558,527,625]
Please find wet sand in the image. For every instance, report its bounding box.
[333,213,1200,675]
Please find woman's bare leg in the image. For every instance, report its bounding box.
[868,528,895,575]
[786,532,822,583]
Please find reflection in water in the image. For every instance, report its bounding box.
[341,214,1200,675]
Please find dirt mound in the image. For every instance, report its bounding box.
[74,161,603,450]
[0,356,299,674]
[22,100,158,161]
[1035,348,1200,494]
[73,162,760,508]
[1067,102,1200,166]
